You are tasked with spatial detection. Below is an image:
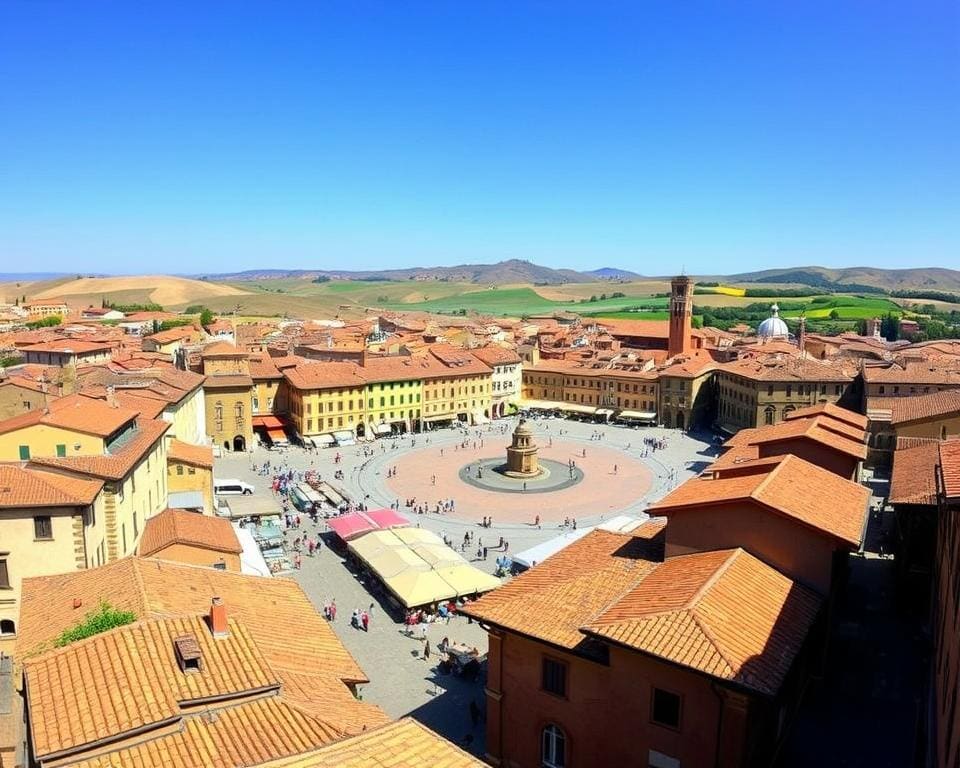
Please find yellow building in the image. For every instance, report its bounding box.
[23,297,68,319]
[166,439,215,514]
[28,418,171,562]
[283,360,367,441]
[657,352,717,430]
[0,465,107,651]
[420,347,493,426]
[0,394,141,461]
[715,355,854,432]
[361,355,426,435]
[201,342,255,452]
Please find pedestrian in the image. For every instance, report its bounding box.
[294,552,302,570]
[361,610,369,632]
[424,639,431,661]
[330,599,337,621]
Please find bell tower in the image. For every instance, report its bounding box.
[668,275,694,357]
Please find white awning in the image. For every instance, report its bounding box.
[595,408,615,417]
[373,423,392,435]
[308,434,335,446]
[555,402,597,415]
[617,409,657,421]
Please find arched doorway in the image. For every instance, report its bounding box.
[675,411,685,431]
[233,435,246,452]
[356,422,366,438]
[223,440,230,452]
[498,401,506,417]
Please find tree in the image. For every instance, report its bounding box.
[828,309,840,320]
[880,312,899,342]
[200,307,214,327]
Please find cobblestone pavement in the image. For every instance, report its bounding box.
[214,418,716,754]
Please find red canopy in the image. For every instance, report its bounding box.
[365,508,409,530]
[253,415,285,429]
[327,513,377,542]
[327,509,409,542]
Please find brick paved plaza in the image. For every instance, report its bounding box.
[214,417,716,755]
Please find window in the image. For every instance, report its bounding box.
[34,516,53,540]
[188,466,196,475]
[18,445,30,460]
[56,444,66,457]
[0,556,9,588]
[0,619,14,637]
[176,464,184,476]
[541,724,566,768]
[651,688,682,729]
[541,657,567,697]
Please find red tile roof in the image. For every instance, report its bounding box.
[939,442,960,501]
[28,418,170,481]
[583,548,822,695]
[0,465,103,508]
[648,454,869,546]
[462,524,665,649]
[889,441,941,506]
[139,509,241,557]
[783,401,868,430]
[167,439,214,469]
[740,415,867,461]
[868,390,960,426]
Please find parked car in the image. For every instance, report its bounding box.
[214,479,255,495]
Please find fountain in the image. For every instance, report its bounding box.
[504,418,542,478]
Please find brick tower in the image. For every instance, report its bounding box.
[668,275,694,357]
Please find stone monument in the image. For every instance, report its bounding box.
[505,418,541,478]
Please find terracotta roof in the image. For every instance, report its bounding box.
[144,327,197,344]
[201,341,246,358]
[471,345,522,366]
[25,616,278,760]
[0,465,103,508]
[939,442,960,501]
[783,401,868,430]
[0,393,139,438]
[583,548,821,696]
[462,524,665,649]
[248,354,284,379]
[740,416,867,461]
[257,717,486,768]
[16,557,371,701]
[868,390,960,426]
[862,363,960,385]
[29,418,170,481]
[20,339,111,353]
[599,318,705,341]
[79,388,167,419]
[167,439,214,469]
[139,509,241,558]
[889,441,941,506]
[66,695,343,768]
[648,454,869,547]
[719,355,851,383]
[283,360,368,390]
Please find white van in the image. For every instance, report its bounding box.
[214,479,255,496]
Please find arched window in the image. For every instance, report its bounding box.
[542,724,566,768]
[942,426,948,440]
[0,619,15,637]
[764,406,775,425]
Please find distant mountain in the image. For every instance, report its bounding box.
[207,259,595,285]
[585,267,642,279]
[721,266,960,293]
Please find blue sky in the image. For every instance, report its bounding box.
[0,1,957,275]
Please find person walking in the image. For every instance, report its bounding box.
[361,610,369,632]
[423,639,431,661]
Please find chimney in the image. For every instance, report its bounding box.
[105,385,117,408]
[209,596,228,638]
[797,316,806,356]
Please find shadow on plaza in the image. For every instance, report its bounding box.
[776,519,927,766]
[406,665,488,757]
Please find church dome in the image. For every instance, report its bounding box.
[757,304,790,338]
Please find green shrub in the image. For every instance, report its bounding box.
[54,602,137,647]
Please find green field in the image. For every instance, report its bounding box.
[390,288,670,316]
[777,296,902,320]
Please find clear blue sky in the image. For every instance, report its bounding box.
[1,1,957,275]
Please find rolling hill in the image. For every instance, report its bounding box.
[720,266,960,293]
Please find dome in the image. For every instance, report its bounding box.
[757,304,790,338]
